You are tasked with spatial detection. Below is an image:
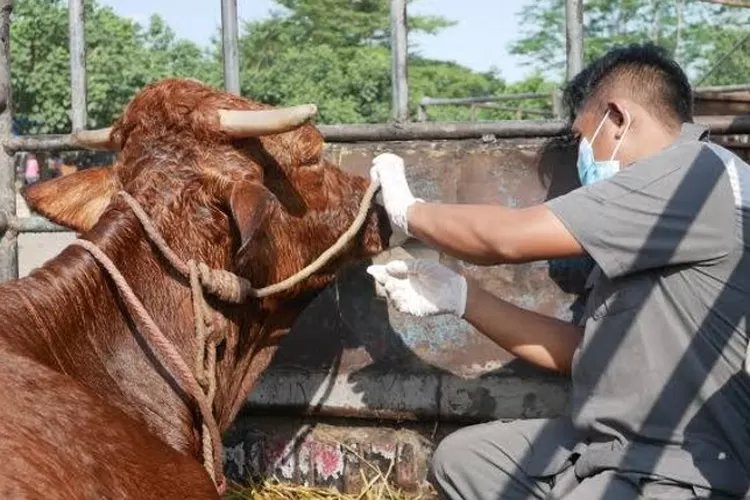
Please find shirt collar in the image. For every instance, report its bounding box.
[675,122,709,143]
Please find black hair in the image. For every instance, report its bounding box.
[562,43,693,127]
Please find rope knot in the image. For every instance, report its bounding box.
[197,262,250,303]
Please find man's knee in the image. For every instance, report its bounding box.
[430,428,467,484]
[430,421,540,499]
[429,420,567,500]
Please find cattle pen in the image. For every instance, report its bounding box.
[1,0,750,497]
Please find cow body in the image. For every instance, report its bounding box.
[0,79,389,498]
[0,350,216,499]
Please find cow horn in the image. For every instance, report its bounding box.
[71,127,118,151]
[218,104,318,137]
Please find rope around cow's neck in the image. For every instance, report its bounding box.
[71,180,379,494]
[71,238,226,492]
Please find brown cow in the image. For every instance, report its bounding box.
[0,79,390,499]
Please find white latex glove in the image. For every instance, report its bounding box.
[369,153,422,236]
[366,259,468,318]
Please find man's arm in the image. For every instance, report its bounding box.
[408,202,584,265]
[464,278,583,375]
[367,259,583,375]
[370,153,584,265]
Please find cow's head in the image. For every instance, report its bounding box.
[23,79,392,295]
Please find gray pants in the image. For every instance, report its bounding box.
[430,419,703,500]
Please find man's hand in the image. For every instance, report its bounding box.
[366,259,467,317]
[369,153,421,236]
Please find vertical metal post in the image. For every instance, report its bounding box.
[552,90,564,119]
[221,0,240,94]
[0,0,16,282]
[565,0,584,81]
[69,0,87,131]
[390,0,408,123]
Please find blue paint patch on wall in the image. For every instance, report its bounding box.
[390,313,471,351]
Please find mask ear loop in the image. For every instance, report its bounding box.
[590,109,611,146]
[609,109,632,161]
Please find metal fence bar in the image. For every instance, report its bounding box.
[326,120,568,141]
[69,0,87,131]
[0,0,16,282]
[4,134,78,152]
[696,83,750,93]
[420,93,551,106]
[390,0,408,122]
[7,115,750,150]
[565,0,584,80]
[418,83,750,120]
[0,215,68,234]
[17,217,68,233]
[221,0,240,94]
[421,85,750,106]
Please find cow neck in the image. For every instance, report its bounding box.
[0,202,218,449]
[10,195,231,490]
[82,194,235,490]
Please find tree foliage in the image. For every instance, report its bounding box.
[509,0,750,85]
[237,0,552,123]
[11,0,219,134]
[9,0,750,133]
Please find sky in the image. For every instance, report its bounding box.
[98,0,533,82]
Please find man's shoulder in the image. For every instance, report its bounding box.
[625,139,729,189]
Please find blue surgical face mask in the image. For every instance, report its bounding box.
[576,109,631,186]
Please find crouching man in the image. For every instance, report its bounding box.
[368,44,750,499]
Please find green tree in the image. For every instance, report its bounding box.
[11,0,219,134]
[237,0,556,123]
[242,0,453,51]
[509,0,750,85]
[243,44,393,123]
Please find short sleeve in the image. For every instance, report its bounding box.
[545,143,735,279]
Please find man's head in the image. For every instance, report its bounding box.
[564,43,693,169]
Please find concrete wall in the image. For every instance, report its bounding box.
[244,137,585,424]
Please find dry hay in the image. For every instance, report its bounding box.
[224,439,436,500]
[225,476,434,500]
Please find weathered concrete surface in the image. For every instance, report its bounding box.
[251,137,583,423]
[222,137,584,492]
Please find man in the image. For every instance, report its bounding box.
[24,152,39,185]
[368,44,750,499]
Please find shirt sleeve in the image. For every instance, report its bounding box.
[544,142,735,279]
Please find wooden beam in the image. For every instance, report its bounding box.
[696,0,750,7]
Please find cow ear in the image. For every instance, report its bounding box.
[227,181,273,256]
[22,167,118,233]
